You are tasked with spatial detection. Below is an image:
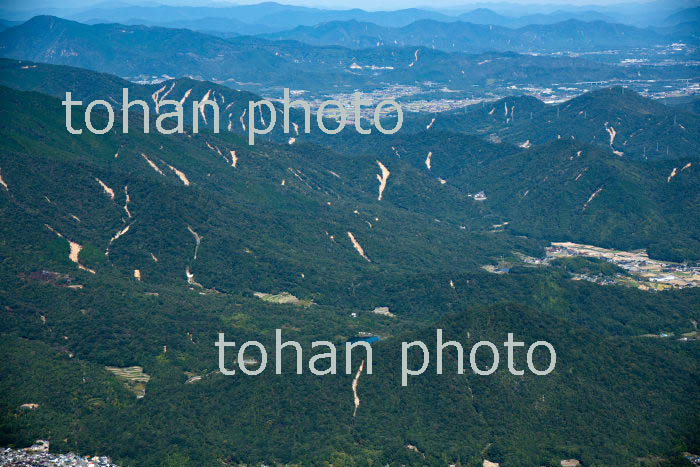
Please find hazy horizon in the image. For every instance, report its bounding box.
[0,0,671,13]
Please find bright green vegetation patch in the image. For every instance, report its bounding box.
[104,366,151,399]
[254,292,315,306]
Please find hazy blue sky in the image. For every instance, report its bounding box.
[2,0,648,12]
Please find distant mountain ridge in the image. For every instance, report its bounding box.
[1,15,675,93]
[67,2,457,31]
[263,18,676,53]
[662,6,700,26]
[69,6,620,36]
[458,8,618,27]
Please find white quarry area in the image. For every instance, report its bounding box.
[288,167,314,190]
[106,223,132,255]
[258,105,266,126]
[471,191,488,201]
[406,444,424,457]
[371,306,395,317]
[0,168,9,191]
[166,162,191,186]
[582,187,604,211]
[425,151,433,170]
[179,88,192,106]
[604,122,617,146]
[229,150,238,168]
[198,89,212,123]
[668,167,678,182]
[19,403,40,410]
[151,84,166,108]
[152,82,176,113]
[44,225,95,274]
[376,161,390,201]
[141,153,165,176]
[185,266,202,287]
[352,359,365,417]
[288,137,296,145]
[134,269,142,280]
[206,141,220,154]
[560,460,582,467]
[187,225,203,260]
[158,82,176,108]
[518,140,531,149]
[426,117,436,130]
[668,163,693,182]
[240,108,247,131]
[123,186,132,218]
[95,178,115,200]
[408,48,421,67]
[347,232,371,262]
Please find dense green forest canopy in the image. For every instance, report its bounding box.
[0,62,698,466]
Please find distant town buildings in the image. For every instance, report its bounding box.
[1,446,118,466]
[545,242,700,290]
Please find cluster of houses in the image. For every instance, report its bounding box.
[545,242,700,289]
[0,445,118,466]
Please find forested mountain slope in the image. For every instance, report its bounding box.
[400,87,700,161]
[0,65,698,467]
